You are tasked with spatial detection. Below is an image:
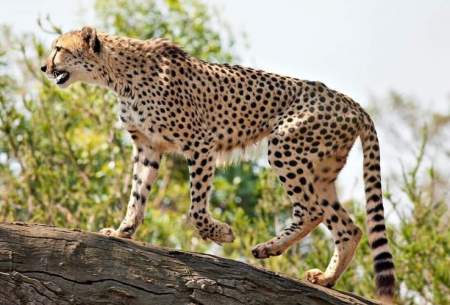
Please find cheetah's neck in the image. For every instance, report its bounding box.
[95,33,184,98]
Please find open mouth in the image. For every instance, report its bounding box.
[53,70,70,85]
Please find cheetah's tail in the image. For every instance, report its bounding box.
[360,116,395,303]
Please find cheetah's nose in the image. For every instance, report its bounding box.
[40,65,47,73]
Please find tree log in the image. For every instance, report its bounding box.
[0,223,379,305]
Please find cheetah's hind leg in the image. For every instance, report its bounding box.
[252,135,324,259]
[304,159,362,288]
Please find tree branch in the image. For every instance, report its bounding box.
[0,223,379,305]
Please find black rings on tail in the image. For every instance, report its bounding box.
[360,116,395,302]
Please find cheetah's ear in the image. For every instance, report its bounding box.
[81,26,101,54]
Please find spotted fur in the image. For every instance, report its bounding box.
[41,27,395,301]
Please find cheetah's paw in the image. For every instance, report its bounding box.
[99,227,131,239]
[251,241,284,259]
[304,269,335,288]
[200,221,235,244]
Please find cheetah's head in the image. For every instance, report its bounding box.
[41,26,102,88]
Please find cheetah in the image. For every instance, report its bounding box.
[41,26,395,302]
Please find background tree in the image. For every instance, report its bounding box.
[0,1,448,304]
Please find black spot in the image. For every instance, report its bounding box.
[367,203,384,214]
[374,261,394,273]
[374,251,392,261]
[274,160,283,168]
[132,192,140,200]
[370,224,386,233]
[293,186,302,193]
[331,202,340,211]
[368,176,377,183]
[371,238,388,249]
[369,164,380,171]
[149,161,159,169]
[376,274,395,288]
[372,214,384,222]
[286,173,296,179]
[369,194,380,202]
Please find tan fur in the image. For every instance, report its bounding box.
[42,27,396,301]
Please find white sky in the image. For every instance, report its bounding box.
[1,0,449,109]
[1,0,449,207]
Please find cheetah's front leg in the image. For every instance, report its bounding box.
[187,148,235,244]
[100,140,161,238]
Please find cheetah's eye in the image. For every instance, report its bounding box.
[55,46,62,52]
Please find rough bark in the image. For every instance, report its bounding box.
[0,223,379,305]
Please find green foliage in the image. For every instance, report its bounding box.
[388,131,450,305]
[0,1,448,304]
[95,0,236,63]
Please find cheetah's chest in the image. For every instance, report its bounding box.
[118,99,179,152]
